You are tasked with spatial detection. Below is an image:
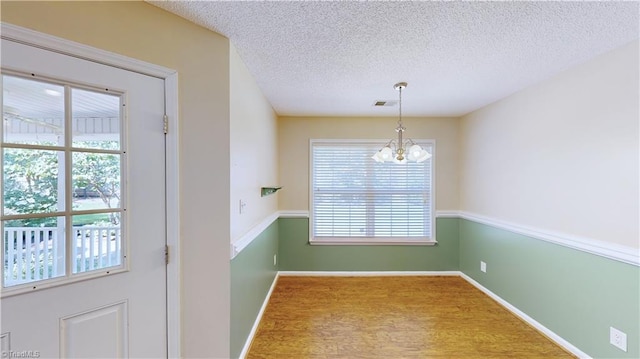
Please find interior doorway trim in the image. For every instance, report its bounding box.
[0,22,181,359]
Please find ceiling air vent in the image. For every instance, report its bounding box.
[373,100,397,107]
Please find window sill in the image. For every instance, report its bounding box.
[309,238,437,246]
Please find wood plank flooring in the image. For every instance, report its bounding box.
[247,276,574,359]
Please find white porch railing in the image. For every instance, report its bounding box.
[3,226,121,287]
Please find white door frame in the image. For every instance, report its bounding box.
[0,22,181,358]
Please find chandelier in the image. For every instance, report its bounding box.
[372,82,431,164]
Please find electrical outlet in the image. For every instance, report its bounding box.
[610,327,627,352]
[480,261,487,273]
[239,200,247,214]
[273,254,277,266]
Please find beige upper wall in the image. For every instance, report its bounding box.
[278,116,460,211]
[230,44,278,241]
[1,1,232,357]
[460,40,639,248]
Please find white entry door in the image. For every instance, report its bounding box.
[1,39,167,358]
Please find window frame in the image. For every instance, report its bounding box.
[1,70,128,296]
[309,139,436,246]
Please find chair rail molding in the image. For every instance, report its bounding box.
[457,210,639,267]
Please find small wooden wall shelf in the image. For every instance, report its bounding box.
[261,187,282,197]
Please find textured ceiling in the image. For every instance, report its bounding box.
[150,1,639,117]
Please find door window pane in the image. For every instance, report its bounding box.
[3,148,65,215]
[2,75,65,146]
[3,216,66,286]
[72,152,121,210]
[72,88,121,150]
[72,213,121,273]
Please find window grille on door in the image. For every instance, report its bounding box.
[2,72,126,290]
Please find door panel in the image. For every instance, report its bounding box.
[60,301,128,358]
[1,39,166,358]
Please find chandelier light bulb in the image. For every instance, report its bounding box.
[381,146,392,160]
[409,144,423,159]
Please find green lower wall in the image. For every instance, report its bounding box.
[459,219,639,358]
[230,216,638,358]
[278,217,459,271]
[230,221,279,359]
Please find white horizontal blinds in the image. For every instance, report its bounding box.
[312,141,432,240]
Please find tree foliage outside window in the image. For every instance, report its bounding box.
[3,149,59,226]
[72,141,121,225]
[3,141,120,227]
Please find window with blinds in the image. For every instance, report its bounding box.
[310,140,435,244]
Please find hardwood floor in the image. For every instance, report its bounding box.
[247,276,574,359]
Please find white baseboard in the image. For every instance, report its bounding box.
[238,273,279,359]
[459,273,591,359]
[278,270,460,276]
